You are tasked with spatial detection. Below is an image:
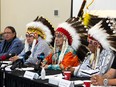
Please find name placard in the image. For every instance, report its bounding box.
[24,71,39,80]
[59,79,74,87]
[49,77,61,85]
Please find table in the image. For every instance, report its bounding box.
[4,70,90,87]
[0,70,3,87]
[5,70,59,87]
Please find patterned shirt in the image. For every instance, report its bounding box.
[43,46,80,70]
[74,49,115,77]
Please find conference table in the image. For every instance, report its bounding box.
[3,69,90,87]
[0,70,3,87]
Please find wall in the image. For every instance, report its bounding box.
[1,0,71,38]
[0,0,1,31]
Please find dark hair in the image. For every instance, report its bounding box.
[5,26,17,38]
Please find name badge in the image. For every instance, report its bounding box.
[24,71,39,80]
[59,79,74,87]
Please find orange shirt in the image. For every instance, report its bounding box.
[43,52,80,70]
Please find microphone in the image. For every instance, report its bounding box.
[37,53,45,65]
[34,53,45,72]
[0,53,16,61]
[10,51,31,70]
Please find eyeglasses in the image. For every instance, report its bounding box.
[88,39,99,46]
[3,32,13,35]
[54,32,63,38]
[55,34,63,38]
[25,33,35,37]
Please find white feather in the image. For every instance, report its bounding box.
[88,21,110,50]
[26,21,53,43]
[57,22,81,50]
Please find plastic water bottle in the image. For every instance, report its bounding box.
[41,67,46,80]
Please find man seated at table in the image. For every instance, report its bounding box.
[69,18,116,77]
[41,17,88,70]
[0,26,23,58]
[10,16,54,65]
[91,54,116,86]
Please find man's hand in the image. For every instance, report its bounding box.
[9,56,19,62]
[65,66,75,74]
[41,62,48,69]
[91,75,104,86]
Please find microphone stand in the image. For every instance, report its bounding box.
[34,51,60,75]
[18,60,25,68]
[36,65,42,76]
[34,60,42,76]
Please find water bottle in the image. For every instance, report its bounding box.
[41,67,46,80]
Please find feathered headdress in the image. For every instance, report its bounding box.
[26,16,54,44]
[88,18,116,51]
[56,17,87,50]
[83,14,102,28]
